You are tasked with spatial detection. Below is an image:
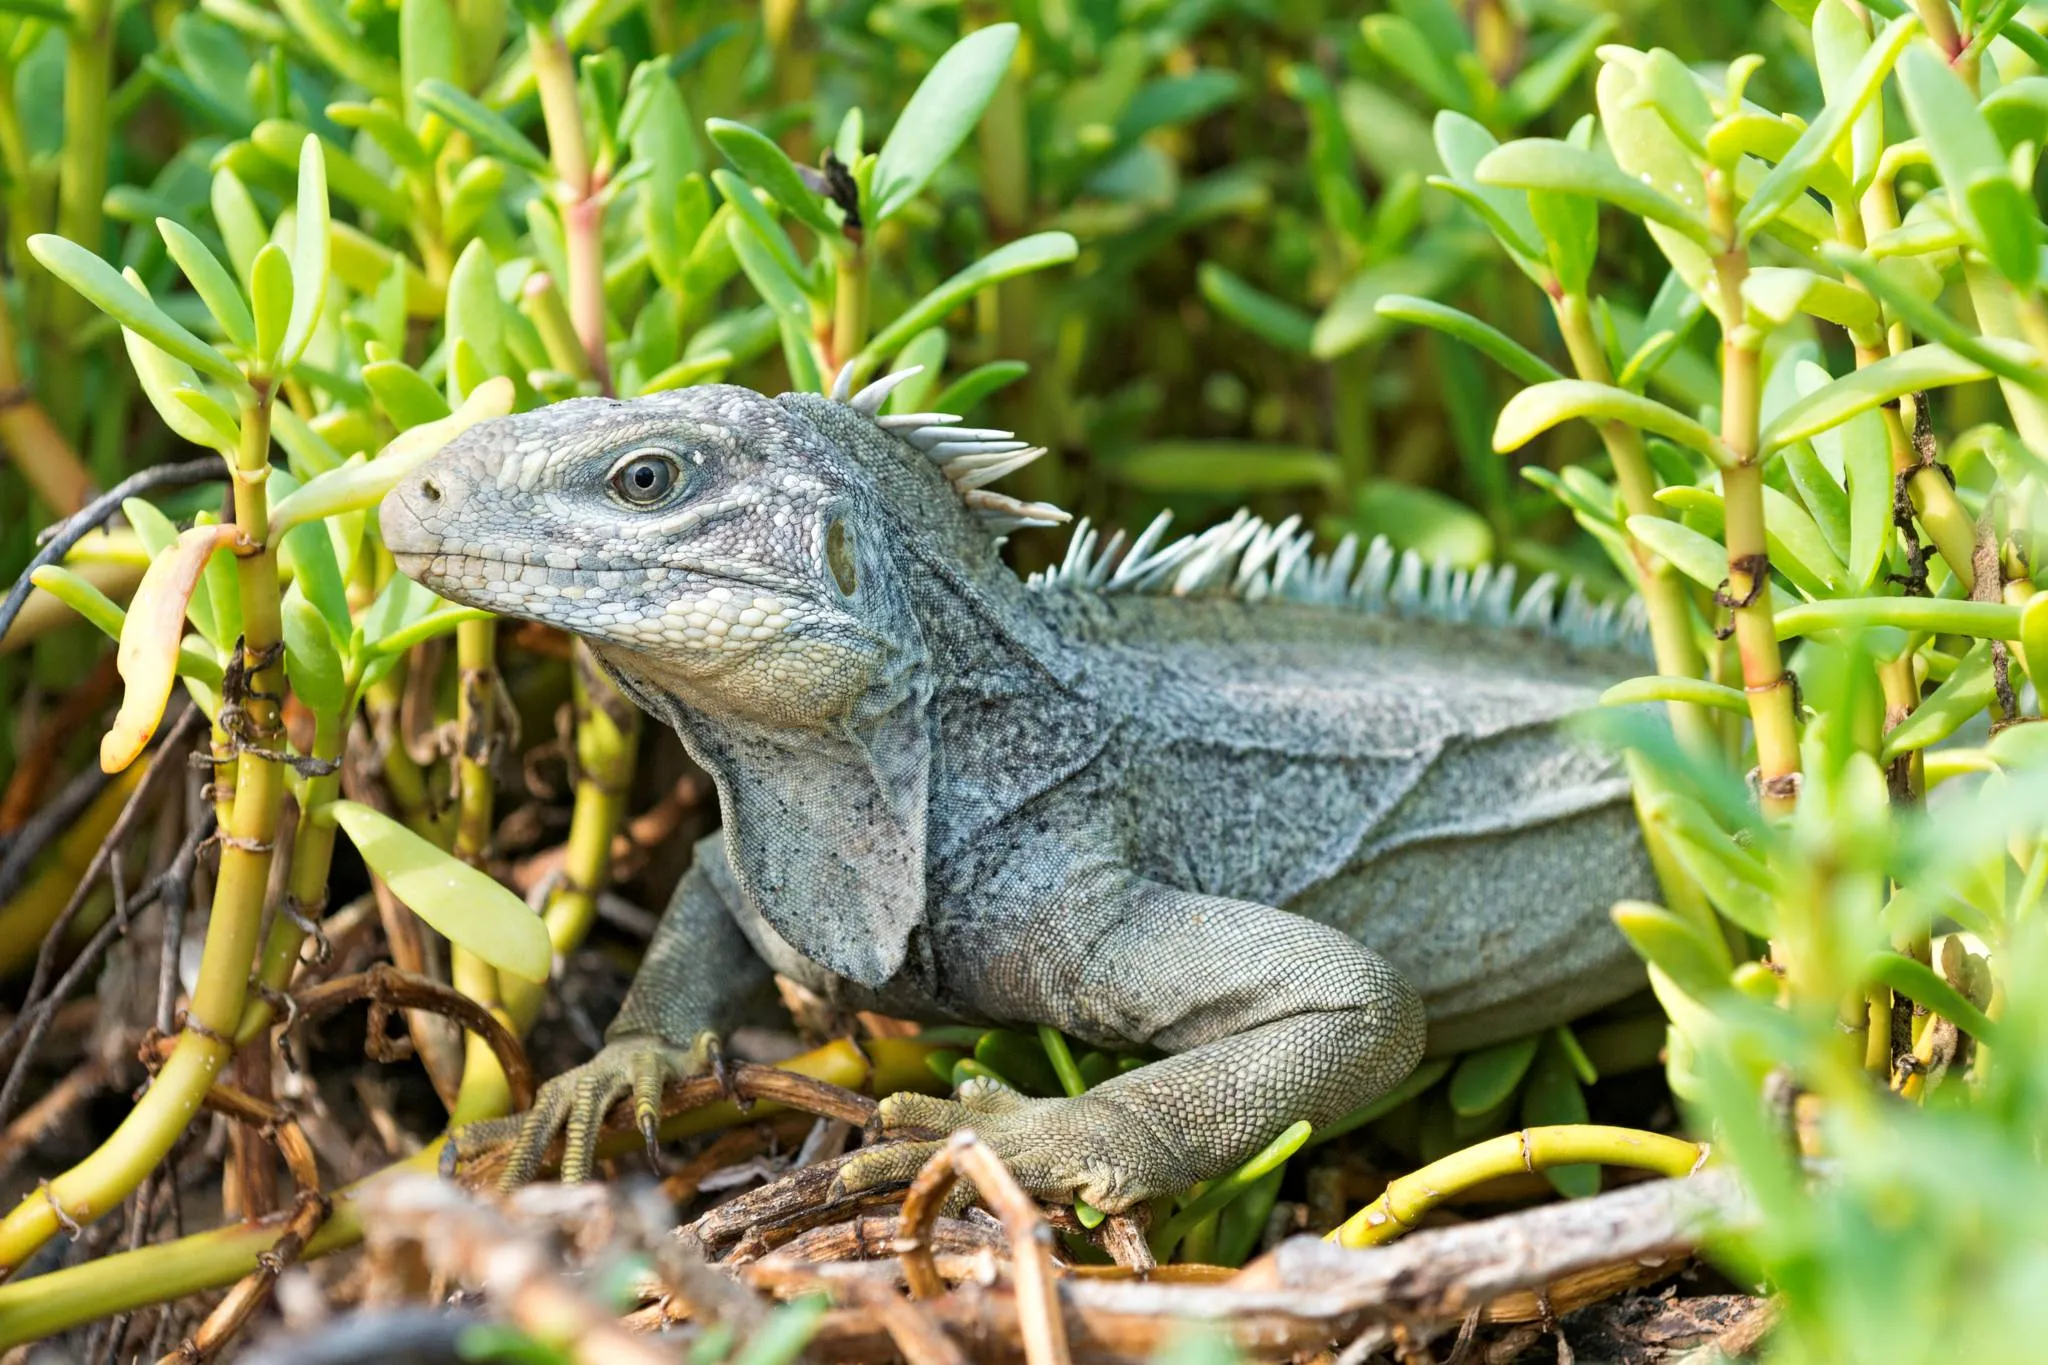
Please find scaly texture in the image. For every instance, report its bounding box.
[378,368,1655,1207]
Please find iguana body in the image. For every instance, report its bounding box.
[379,374,1654,1207]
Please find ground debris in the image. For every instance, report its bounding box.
[217,1154,1754,1365]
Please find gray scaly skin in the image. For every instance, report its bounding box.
[377,370,1656,1209]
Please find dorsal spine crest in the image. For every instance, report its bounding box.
[826,362,1643,654]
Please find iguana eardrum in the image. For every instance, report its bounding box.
[378,368,1656,1208]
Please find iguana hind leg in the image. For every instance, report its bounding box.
[837,859,1425,1211]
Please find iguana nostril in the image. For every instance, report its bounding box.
[420,476,443,503]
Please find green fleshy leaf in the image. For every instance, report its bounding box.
[727,215,823,394]
[1762,345,1992,453]
[330,800,551,981]
[1448,1035,1540,1116]
[157,218,255,350]
[1198,263,1315,355]
[1375,294,1562,386]
[282,134,330,366]
[30,235,244,389]
[1474,137,1712,246]
[931,361,1028,417]
[1739,13,1916,235]
[1602,674,1752,715]
[1496,380,1731,465]
[870,24,1020,223]
[854,233,1077,379]
[1611,899,1733,1002]
[1625,514,1728,592]
[249,243,292,370]
[707,118,839,239]
[415,79,551,176]
[282,593,347,716]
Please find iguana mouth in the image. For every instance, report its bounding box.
[386,545,818,619]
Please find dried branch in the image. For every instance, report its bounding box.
[359,1175,678,1365]
[897,1132,1073,1365]
[161,1191,330,1364]
[291,964,536,1111]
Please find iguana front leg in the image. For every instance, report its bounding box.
[462,833,779,1187]
[837,854,1426,1211]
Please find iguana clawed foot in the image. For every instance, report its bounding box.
[457,1030,721,1189]
[833,1078,1195,1214]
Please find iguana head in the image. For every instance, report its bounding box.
[380,372,1068,987]
[381,376,1061,728]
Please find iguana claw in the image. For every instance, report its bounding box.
[458,1031,719,1189]
[832,1078,1194,1214]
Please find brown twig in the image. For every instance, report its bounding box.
[0,707,199,1059]
[0,454,228,647]
[0,776,210,1126]
[0,760,111,904]
[160,1191,330,1364]
[364,872,465,1107]
[897,1132,1074,1365]
[859,1282,975,1365]
[195,1081,323,1198]
[0,1058,104,1179]
[292,964,536,1111]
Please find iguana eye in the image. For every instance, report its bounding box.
[609,450,682,506]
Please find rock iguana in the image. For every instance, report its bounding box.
[377,368,1656,1209]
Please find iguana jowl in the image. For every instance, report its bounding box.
[378,368,1655,1208]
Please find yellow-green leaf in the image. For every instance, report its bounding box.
[250,243,293,370]
[328,800,551,981]
[1601,674,1751,715]
[1447,1035,1540,1116]
[272,376,514,534]
[1761,345,1992,454]
[283,134,331,366]
[1611,899,1732,1002]
[1496,380,1734,466]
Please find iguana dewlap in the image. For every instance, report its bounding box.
[378,370,1654,1207]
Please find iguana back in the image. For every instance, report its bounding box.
[1011,535,1653,1052]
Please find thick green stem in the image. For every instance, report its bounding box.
[448,618,511,1125]
[831,245,868,375]
[1968,267,2048,458]
[563,198,611,395]
[1332,1126,1705,1248]
[53,0,111,317]
[40,0,114,429]
[500,644,639,1033]
[0,391,286,1273]
[1708,177,1798,818]
[1552,293,1714,757]
[530,20,611,395]
[521,272,593,381]
[1853,178,1976,590]
[234,721,344,1045]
